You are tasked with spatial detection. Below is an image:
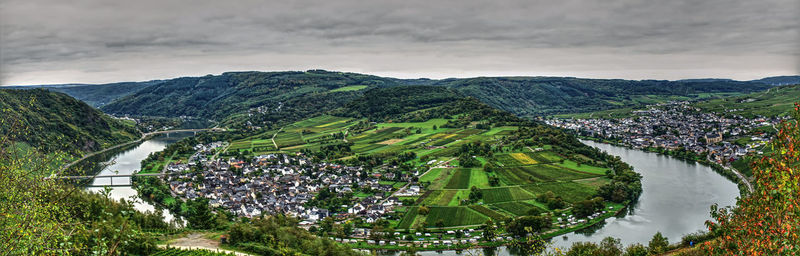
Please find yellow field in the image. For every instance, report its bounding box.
[377,138,404,145]
[511,153,538,165]
[432,133,458,139]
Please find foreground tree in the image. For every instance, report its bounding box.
[704,103,800,254]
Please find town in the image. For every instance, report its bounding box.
[546,102,780,165]
[164,141,415,225]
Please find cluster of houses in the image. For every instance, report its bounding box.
[547,102,780,164]
[164,142,409,224]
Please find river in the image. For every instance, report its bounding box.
[413,140,739,255]
[84,135,739,254]
[85,132,193,223]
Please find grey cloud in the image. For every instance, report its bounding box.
[1,0,797,85]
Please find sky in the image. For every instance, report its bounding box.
[1,0,798,85]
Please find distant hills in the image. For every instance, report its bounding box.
[4,81,163,108]
[0,89,141,155]
[5,71,794,127]
[749,75,800,86]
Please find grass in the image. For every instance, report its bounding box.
[554,160,608,175]
[469,168,490,188]
[425,207,488,227]
[419,168,445,183]
[330,85,368,92]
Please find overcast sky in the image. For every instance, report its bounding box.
[1,0,798,85]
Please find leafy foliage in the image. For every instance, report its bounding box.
[0,89,141,155]
[703,103,800,254]
[225,215,362,256]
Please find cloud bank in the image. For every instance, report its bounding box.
[1,0,798,85]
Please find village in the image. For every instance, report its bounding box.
[546,102,780,164]
[164,141,417,225]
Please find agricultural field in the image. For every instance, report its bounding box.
[481,187,536,204]
[522,182,598,203]
[330,85,368,92]
[491,201,544,216]
[397,207,419,229]
[205,109,617,230]
[468,205,508,221]
[444,169,471,189]
[425,206,488,227]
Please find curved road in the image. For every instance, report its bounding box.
[56,129,216,176]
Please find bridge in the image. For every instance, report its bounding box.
[51,172,166,187]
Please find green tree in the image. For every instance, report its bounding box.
[647,232,669,254]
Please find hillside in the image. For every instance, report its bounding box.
[52,71,775,128]
[434,76,771,117]
[101,70,403,128]
[561,83,800,119]
[0,89,141,155]
[693,84,800,118]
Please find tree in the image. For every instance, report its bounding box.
[186,198,216,229]
[418,206,430,215]
[506,216,552,237]
[482,219,498,241]
[623,243,648,256]
[703,103,800,255]
[648,232,669,254]
[596,237,623,256]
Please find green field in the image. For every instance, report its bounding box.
[492,201,543,216]
[444,169,471,189]
[397,207,419,229]
[330,85,368,92]
[425,207,488,227]
[468,205,507,221]
[522,182,598,203]
[481,187,536,204]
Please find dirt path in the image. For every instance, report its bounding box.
[161,233,251,255]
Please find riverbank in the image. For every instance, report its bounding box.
[340,202,626,252]
[577,136,753,194]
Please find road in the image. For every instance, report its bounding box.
[56,128,215,177]
[271,127,284,149]
[707,155,754,193]
[381,157,456,205]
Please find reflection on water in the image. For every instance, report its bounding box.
[84,132,193,223]
[549,140,739,249]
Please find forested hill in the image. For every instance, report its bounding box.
[41,70,779,126]
[0,89,141,155]
[333,85,528,126]
[432,76,772,117]
[101,70,403,128]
